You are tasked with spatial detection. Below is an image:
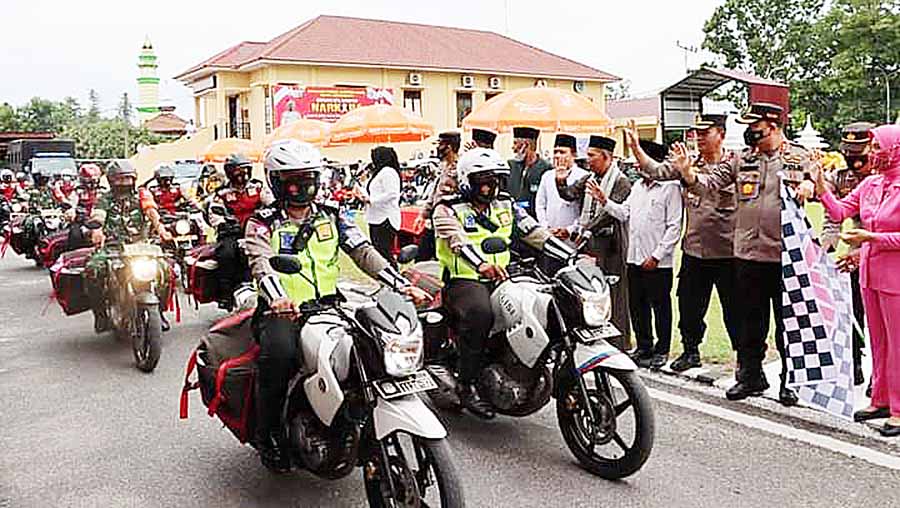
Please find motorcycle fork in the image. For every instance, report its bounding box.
[550,300,600,443]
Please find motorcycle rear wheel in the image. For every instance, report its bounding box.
[363,434,464,508]
[556,368,654,480]
[132,305,162,373]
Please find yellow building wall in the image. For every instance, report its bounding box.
[174,63,610,163]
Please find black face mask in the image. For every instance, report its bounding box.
[112,184,133,196]
[436,144,450,159]
[744,128,767,147]
[470,175,499,205]
[282,177,319,207]
[845,154,869,172]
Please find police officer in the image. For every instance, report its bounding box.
[414,131,461,260]
[630,115,740,372]
[822,122,876,387]
[243,139,428,471]
[73,164,104,216]
[205,153,273,309]
[506,127,553,218]
[151,164,191,215]
[434,148,575,419]
[84,160,172,333]
[641,103,806,405]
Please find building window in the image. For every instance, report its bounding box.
[456,92,472,127]
[404,90,422,115]
[485,92,501,103]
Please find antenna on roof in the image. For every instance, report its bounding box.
[676,40,698,74]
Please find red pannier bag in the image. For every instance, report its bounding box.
[185,243,217,304]
[49,246,94,316]
[39,229,70,268]
[180,309,259,443]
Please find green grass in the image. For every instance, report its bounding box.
[337,204,833,366]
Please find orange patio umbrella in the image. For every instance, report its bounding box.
[263,119,331,148]
[462,87,611,134]
[328,104,434,144]
[199,138,262,163]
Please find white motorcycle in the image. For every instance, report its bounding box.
[401,238,655,479]
[183,255,465,507]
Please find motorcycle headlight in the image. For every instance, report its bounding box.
[579,288,612,327]
[130,257,158,282]
[12,203,22,213]
[46,218,60,230]
[174,219,191,235]
[383,323,424,378]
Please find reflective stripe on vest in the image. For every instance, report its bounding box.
[436,200,513,281]
[270,215,340,304]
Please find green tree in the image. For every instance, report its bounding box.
[117,92,133,124]
[62,118,161,159]
[702,0,900,144]
[87,89,101,120]
[0,103,19,131]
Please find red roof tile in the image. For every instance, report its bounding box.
[177,16,617,82]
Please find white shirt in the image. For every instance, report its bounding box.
[602,179,683,268]
[362,167,401,229]
[535,165,589,229]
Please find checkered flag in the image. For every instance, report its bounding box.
[781,184,855,420]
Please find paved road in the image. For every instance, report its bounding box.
[1,254,899,508]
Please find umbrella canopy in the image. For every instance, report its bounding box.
[328,104,434,144]
[263,119,331,148]
[200,138,262,163]
[462,87,611,134]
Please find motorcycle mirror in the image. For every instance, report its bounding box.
[269,255,302,275]
[605,275,620,286]
[481,237,508,255]
[397,244,419,264]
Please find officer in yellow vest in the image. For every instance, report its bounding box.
[433,148,575,419]
[243,139,428,471]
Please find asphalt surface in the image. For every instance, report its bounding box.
[2,254,900,508]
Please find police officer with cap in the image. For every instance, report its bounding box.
[635,102,808,405]
[630,114,740,372]
[822,121,876,387]
[507,126,553,218]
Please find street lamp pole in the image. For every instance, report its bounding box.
[879,69,899,125]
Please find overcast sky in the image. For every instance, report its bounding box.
[1,0,724,121]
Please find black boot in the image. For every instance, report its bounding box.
[670,350,701,372]
[726,373,769,401]
[458,383,495,420]
[92,307,110,334]
[254,384,289,473]
[779,376,798,407]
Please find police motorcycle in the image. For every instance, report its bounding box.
[181,254,465,507]
[399,237,655,480]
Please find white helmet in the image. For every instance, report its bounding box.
[264,139,324,205]
[0,169,13,182]
[457,148,508,202]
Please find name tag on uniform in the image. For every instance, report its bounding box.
[737,170,761,201]
[315,222,333,241]
[279,232,296,254]
[497,210,512,226]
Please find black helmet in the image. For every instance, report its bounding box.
[200,164,217,179]
[264,140,323,207]
[223,153,252,184]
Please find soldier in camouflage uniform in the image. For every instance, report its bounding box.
[84,160,173,333]
[821,122,876,387]
[21,167,59,257]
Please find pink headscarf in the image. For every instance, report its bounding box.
[872,125,900,179]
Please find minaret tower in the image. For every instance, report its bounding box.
[136,36,160,123]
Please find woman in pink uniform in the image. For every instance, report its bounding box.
[815,124,900,436]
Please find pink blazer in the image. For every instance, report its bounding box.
[820,175,900,294]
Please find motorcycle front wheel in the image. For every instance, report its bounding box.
[363,433,465,508]
[556,367,655,480]
[132,305,161,373]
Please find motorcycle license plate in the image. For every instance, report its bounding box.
[373,370,438,400]
[575,323,621,343]
[175,235,197,242]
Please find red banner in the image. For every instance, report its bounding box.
[272,85,395,127]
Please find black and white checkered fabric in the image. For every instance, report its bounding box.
[781,184,855,420]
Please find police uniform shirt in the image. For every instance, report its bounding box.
[681,152,738,259]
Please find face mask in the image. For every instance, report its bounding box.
[744,128,766,147]
[470,175,498,205]
[870,149,891,172]
[844,154,869,172]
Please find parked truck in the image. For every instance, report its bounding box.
[7,139,76,174]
